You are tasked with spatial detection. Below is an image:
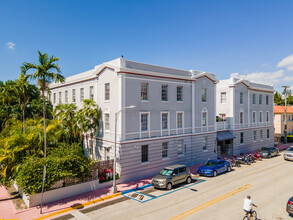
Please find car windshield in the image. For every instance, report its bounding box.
[287,147,293,151]
[160,169,173,176]
[259,147,270,151]
[204,161,217,166]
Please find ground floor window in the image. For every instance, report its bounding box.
[267,129,270,139]
[162,142,168,158]
[253,131,257,142]
[240,132,244,144]
[260,130,263,140]
[203,137,207,151]
[178,140,183,155]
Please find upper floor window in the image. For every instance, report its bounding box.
[252,94,256,104]
[177,86,183,101]
[59,91,62,104]
[141,113,149,131]
[259,112,263,122]
[162,113,168,130]
[53,93,56,104]
[240,92,243,104]
[240,112,243,124]
[266,112,269,122]
[178,140,183,155]
[105,83,110,101]
[266,95,269,105]
[202,88,207,102]
[221,92,226,103]
[202,111,207,126]
[259,94,262,105]
[203,136,207,151]
[177,112,183,128]
[80,88,84,102]
[141,145,148,163]
[141,83,148,100]
[252,112,256,123]
[161,85,168,101]
[72,89,76,102]
[104,113,110,131]
[90,86,94,100]
[65,90,68,103]
[162,142,168,158]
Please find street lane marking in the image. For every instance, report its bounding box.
[34,192,122,220]
[169,184,252,220]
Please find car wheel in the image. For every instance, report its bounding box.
[186,176,192,184]
[227,166,231,172]
[268,154,272,158]
[213,171,217,177]
[166,182,172,190]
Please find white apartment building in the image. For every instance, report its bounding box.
[216,78,274,157]
[49,58,274,182]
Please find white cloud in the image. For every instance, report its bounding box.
[230,70,284,86]
[6,42,16,50]
[277,54,293,71]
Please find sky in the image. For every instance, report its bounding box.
[1,0,293,92]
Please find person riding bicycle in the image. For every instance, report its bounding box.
[243,195,257,219]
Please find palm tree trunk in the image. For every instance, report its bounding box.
[22,104,25,133]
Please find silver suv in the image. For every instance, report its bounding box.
[152,165,192,190]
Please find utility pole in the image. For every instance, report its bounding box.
[283,86,289,144]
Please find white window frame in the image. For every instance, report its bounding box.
[59,91,62,104]
[161,84,168,101]
[202,88,207,102]
[240,92,243,104]
[177,86,183,102]
[65,90,68,103]
[141,145,149,163]
[266,95,269,105]
[259,94,262,105]
[252,111,256,123]
[176,111,184,130]
[141,82,149,101]
[140,112,150,138]
[259,111,263,123]
[104,113,110,132]
[105,83,110,101]
[260,130,263,141]
[162,142,168,159]
[201,108,208,127]
[53,93,56,104]
[161,112,169,131]
[178,139,183,156]
[253,130,257,142]
[252,94,256,104]
[80,88,84,102]
[220,92,226,103]
[90,86,94,100]
[72,89,76,103]
[266,111,269,122]
[203,136,208,152]
[240,111,244,124]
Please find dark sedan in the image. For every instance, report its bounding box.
[287,197,293,216]
[258,147,279,158]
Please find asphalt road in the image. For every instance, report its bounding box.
[59,152,293,220]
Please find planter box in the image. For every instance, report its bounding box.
[14,179,119,208]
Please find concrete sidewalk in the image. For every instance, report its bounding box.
[0,143,290,220]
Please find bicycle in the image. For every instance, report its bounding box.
[243,209,257,220]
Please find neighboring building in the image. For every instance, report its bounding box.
[49,58,274,182]
[274,106,293,142]
[216,78,274,157]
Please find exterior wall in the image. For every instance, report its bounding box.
[274,113,293,135]
[234,83,249,129]
[216,80,231,117]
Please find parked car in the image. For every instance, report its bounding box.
[284,146,293,161]
[152,165,192,190]
[287,197,293,216]
[258,147,279,158]
[197,159,231,177]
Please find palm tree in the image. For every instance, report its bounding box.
[21,51,65,213]
[15,73,30,133]
[0,80,16,127]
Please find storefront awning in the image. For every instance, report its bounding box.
[217,131,235,141]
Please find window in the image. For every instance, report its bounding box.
[104,113,110,131]
[80,88,84,101]
[259,112,262,122]
[202,88,207,102]
[259,94,262,105]
[59,92,62,104]
[240,132,244,144]
[252,112,256,123]
[177,112,183,128]
[162,142,168,158]
[65,90,68,103]
[72,89,76,102]
[141,83,148,100]
[240,92,243,104]
[178,140,183,155]
[260,130,263,140]
[162,113,168,130]
[267,129,270,139]
[266,95,269,105]
[202,111,207,126]
[253,131,257,142]
[105,83,110,101]
[141,113,148,131]
[90,86,94,100]
[203,136,207,151]
[141,145,148,162]
[252,94,256,104]
[266,112,269,122]
[221,92,226,103]
[53,93,56,104]
[161,85,168,101]
[240,112,243,124]
[179,167,186,173]
[177,86,183,101]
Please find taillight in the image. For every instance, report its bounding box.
[288,200,293,205]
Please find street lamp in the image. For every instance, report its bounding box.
[283,86,289,144]
[111,105,136,193]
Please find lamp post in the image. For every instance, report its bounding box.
[283,86,289,144]
[111,105,135,193]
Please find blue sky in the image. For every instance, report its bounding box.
[1,0,293,92]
